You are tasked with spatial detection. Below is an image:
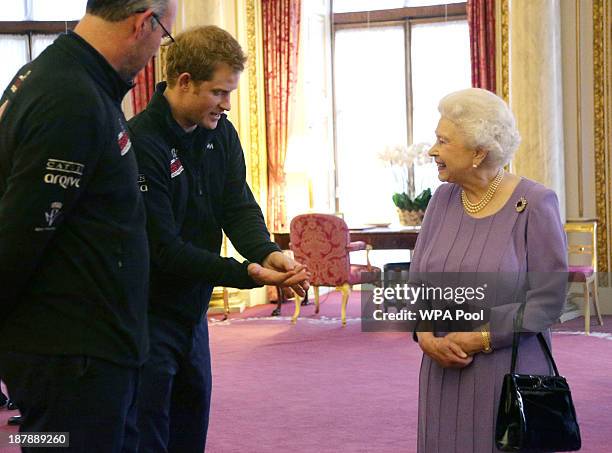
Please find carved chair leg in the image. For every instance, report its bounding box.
[301,287,310,306]
[314,286,320,314]
[271,285,284,317]
[592,277,604,326]
[291,295,301,324]
[339,283,351,327]
[583,282,591,335]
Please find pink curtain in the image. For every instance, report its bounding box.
[262,0,301,232]
[467,0,496,92]
[131,57,156,115]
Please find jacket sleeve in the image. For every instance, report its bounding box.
[0,94,102,312]
[489,188,568,349]
[219,123,280,263]
[131,132,256,289]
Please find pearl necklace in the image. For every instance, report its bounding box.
[461,169,505,214]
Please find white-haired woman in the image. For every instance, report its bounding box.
[411,88,568,452]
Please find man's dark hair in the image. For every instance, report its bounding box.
[86,0,169,22]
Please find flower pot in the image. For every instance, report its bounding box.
[396,208,425,226]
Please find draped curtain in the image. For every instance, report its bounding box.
[262,0,301,232]
[131,57,156,115]
[467,0,496,91]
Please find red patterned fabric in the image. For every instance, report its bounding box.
[262,0,301,231]
[289,214,380,287]
[467,0,496,91]
[131,57,156,115]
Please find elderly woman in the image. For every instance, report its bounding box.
[411,88,567,452]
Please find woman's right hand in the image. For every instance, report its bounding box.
[416,332,474,368]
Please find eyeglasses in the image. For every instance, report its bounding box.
[151,13,175,46]
[135,9,175,46]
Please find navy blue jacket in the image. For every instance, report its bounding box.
[0,32,150,367]
[128,83,279,325]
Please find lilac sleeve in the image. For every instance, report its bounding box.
[489,189,568,349]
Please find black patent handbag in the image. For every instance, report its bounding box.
[495,305,581,452]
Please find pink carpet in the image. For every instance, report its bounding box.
[204,295,612,452]
[1,292,611,452]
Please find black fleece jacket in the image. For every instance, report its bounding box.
[0,32,150,367]
[128,83,280,325]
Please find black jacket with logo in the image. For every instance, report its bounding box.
[128,83,280,325]
[0,32,150,367]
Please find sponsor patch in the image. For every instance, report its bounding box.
[116,118,131,156]
[10,70,31,94]
[46,159,84,175]
[117,129,131,156]
[43,159,83,189]
[138,174,148,192]
[43,173,80,189]
[0,100,9,123]
[35,201,63,232]
[170,148,184,178]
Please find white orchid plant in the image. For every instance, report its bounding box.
[378,142,433,211]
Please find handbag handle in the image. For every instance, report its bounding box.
[510,303,560,376]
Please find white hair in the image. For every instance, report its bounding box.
[438,88,521,167]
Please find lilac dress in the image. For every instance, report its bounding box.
[410,178,568,453]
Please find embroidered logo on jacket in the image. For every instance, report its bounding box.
[1,70,31,122]
[10,70,31,94]
[117,121,132,156]
[35,201,63,232]
[0,100,9,123]
[170,148,184,178]
[43,159,84,189]
[138,174,148,192]
[206,143,214,150]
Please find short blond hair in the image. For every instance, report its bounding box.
[165,26,247,86]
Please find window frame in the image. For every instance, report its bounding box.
[0,21,77,61]
[330,2,467,212]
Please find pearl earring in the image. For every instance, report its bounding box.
[473,163,478,168]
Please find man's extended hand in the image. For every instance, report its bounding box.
[261,251,310,298]
[247,262,310,292]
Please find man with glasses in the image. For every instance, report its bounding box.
[150,12,176,45]
[0,1,176,451]
[128,26,310,452]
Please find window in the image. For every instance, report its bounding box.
[333,0,466,13]
[0,1,86,91]
[333,2,471,225]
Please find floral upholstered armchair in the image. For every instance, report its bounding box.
[289,213,381,326]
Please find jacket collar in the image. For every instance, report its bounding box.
[147,82,221,147]
[55,31,133,103]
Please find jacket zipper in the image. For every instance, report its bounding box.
[197,172,203,196]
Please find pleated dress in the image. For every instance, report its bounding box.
[410,178,568,453]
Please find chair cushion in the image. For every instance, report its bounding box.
[349,264,381,285]
[568,265,594,282]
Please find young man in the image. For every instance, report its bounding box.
[128,26,309,452]
[0,1,177,451]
